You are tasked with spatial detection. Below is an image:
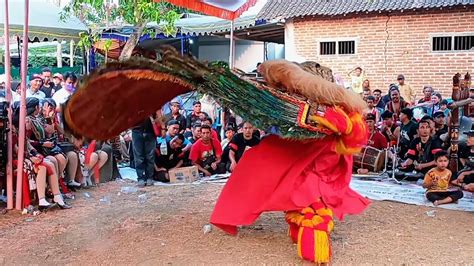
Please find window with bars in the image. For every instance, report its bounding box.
[432,34,474,51]
[319,40,356,55]
[320,41,336,55]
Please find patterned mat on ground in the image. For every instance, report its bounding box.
[350,177,474,212]
[119,167,474,212]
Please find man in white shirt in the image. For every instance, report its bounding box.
[26,74,46,100]
[52,72,78,107]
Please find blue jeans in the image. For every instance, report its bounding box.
[132,131,155,181]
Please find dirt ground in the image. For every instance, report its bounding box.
[0,179,472,265]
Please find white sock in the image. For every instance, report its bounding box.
[39,198,50,206]
[53,194,65,205]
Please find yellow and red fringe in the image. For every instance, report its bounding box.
[285,202,334,264]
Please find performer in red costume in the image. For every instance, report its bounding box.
[61,47,370,264]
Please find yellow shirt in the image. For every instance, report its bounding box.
[350,75,364,94]
[399,84,415,104]
[423,168,452,193]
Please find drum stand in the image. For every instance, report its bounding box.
[378,145,402,185]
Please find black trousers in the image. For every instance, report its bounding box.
[426,191,464,203]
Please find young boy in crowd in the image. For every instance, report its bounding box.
[423,151,463,206]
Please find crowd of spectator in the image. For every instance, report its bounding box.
[354,69,473,205]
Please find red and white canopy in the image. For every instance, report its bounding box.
[160,0,257,20]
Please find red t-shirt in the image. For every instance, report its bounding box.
[368,131,388,150]
[189,138,223,164]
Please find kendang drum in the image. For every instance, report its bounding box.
[353,146,385,172]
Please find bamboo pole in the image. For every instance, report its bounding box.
[16,0,30,210]
[3,0,14,210]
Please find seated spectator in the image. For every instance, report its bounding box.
[155,134,185,182]
[163,120,192,153]
[228,121,260,172]
[385,87,409,121]
[189,125,225,176]
[201,117,221,141]
[452,130,474,192]
[433,111,448,141]
[365,96,380,122]
[400,119,443,177]
[184,122,202,144]
[186,101,208,131]
[164,101,186,133]
[365,114,387,150]
[372,89,385,109]
[423,151,463,206]
[381,84,398,107]
[221,125,235,150]
[394,108,418,159]
[380,111,397,143]
[418,85,433,104]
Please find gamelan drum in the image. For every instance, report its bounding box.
[353,146,386,172]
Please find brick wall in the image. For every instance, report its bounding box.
[292,7,474,99]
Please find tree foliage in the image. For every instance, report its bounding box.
[61,0,181,60]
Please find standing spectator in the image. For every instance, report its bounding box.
[423,151,463,206]
[372,89,385,109]
[26,74,46,100]
[228,121,260,172]
[52,73,63,92]
[362,79,370,91]
[164,101,186,133]
[132,117,158,187]
[365,114,387,150]
[418,86,433,104]
[385,88,409,121]
[52,72,77,107]
[439,99,451,124]
[40,68,56,98]
[186,101,208,131]
[397,74,415,105]
[347,67,365,94]
[189,125,225,176]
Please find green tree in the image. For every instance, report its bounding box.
[61,0,181,60]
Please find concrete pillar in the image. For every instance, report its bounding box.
[284,19,305,62]
[56,41,62,68]
[69,40,74,67]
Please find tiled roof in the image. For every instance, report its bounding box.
[257,0,474,20]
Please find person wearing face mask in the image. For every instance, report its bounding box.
[52,72,77,108]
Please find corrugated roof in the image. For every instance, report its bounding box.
[257,0,474,20]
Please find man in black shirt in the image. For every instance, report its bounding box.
[132,117,157,187]
[228,121,260,172]
[400,119,443,176]
[164,101,186,133]
[452,130,474,192]
[433,111,448,141]
[40,67,56,98]
[395,108,418,159]
[155,134,184,182]
[186,101,208,131]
